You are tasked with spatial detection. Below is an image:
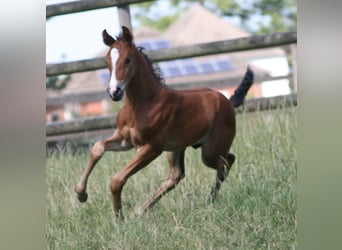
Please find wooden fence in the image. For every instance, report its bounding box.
[46,31,296,76]
[46,94,297,139]
[46,0,155,18]
[46,0,297,139]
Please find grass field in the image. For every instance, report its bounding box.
[46,106,297,249]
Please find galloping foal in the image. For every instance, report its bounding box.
[75,26,254,218]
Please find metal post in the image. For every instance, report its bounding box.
[118,5,132,31]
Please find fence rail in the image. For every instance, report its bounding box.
[47,114,116,137]
[46,0,155,18]
[46,31,296,76]
[46,94,297,138]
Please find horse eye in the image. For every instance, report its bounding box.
[124,58,131,65]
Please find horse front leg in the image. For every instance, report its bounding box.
[75,129,132,203]
[109,145,161,219]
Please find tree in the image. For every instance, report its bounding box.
[132,0,297,34]
[46,75,71,91]
[133,2,181,31]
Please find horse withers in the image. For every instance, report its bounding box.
[75,26,254,219]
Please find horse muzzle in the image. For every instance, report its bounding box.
[107,86,125,101]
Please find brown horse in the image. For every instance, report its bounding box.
[75,26,254,218]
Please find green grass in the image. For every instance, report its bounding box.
[46,107,297,249]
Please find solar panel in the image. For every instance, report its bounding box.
[158,58,234,78]
[98,37,234,81]
[184,65,198,75]
[158,61,175,77]
[168,66,182,77]
[134,38,234,77]
[216,60,233,71]
[136,39,170,50]
[155,40,169,49]
[200,62,215,73]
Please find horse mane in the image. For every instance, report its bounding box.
[136,47,167,87]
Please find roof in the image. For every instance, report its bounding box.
[163,3,249,46]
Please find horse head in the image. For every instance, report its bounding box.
[102,26,136,101]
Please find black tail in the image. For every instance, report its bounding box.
[229,67,254,108]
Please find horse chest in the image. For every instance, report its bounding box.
[127,128,142,147]
[118,123,151,148]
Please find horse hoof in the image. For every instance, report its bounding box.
[134,207,144,217]
[77,192,88,203]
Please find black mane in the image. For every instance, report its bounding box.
[137,46,167,87]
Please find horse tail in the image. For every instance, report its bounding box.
[229,66,254,108]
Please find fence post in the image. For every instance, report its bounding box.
[290,44,297,92]
[118,5,132,31]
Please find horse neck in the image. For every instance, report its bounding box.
[125,49,162,107]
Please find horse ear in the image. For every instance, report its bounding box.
[122,26,133,44]
[102,29,116,46]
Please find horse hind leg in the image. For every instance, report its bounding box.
[135,149,185,216]
[201,145,235,202]
[209,152,235,202]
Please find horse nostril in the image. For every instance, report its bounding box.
[106,87,112,97]
[114,87,121,96]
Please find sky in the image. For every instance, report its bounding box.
[46,0,122,63]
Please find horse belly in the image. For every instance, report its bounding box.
[161,93,217,150]
[163,121,210,151]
